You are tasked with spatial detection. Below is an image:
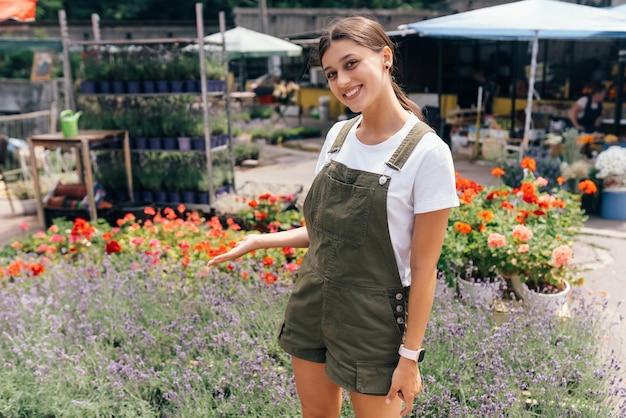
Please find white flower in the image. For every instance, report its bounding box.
[545,133,563,146]
[595,146,626,188]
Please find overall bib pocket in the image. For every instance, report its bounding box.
[312,174,374,244]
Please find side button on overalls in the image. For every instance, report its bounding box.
[278,117,433,395]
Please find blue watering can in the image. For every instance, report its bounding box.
[60,109,82,138]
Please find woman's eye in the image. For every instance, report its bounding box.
[325,71,336,80]
[346,60,358,69]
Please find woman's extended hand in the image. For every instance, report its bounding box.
[207,235,260,266]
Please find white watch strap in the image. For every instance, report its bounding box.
[398,344,424,362]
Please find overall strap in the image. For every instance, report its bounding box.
[328,116,360,153]
[385,122,434,172]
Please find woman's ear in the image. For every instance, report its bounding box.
[382,45,393,69]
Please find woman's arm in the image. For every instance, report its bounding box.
[386,208,450,416]
[207,226,309,266]
[568,102,584,130]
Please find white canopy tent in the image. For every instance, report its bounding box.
[201,27,303,60]
[186,26,303,90]
[405,0,626,151]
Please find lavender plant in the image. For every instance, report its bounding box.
[0,255,624,417]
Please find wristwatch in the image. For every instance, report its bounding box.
[398,344,425,363]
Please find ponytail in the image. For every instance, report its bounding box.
[392,80,424,121]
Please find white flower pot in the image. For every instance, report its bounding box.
[17,198,37,216]
[510,275,571,317]
[456,276,502,308]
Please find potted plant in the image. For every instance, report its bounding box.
[441,157,589,313]
[8,178,62,216]
[93,151,128,201]
[595,145,626,220]
[135,152,166,201]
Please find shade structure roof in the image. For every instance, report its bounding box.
[202,27,303,60]
[403,0,626,152]
[406,0,626,40]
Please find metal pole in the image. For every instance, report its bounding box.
[196,3,215,207]
[58,10,74,111]
[259,0,269,33]
[522,33,539,153]
[221,11,236,192]
[473,86,483,161]
[615,44,625,136]
[91,13,101,42]
[509,41,518,140]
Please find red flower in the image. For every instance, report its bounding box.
[29,263,45,276]
[105,240,122,254]
[263,272,277,285]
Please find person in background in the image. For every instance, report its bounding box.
[208,16,458,417]
[568,82,607,133]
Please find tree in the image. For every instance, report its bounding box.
[34,0,448,21]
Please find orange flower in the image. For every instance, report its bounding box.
[556,176,565,185]
[578,134,595,144]
[520,157,536,172]
[477,210,494,223]
[144,206,156,216]
[491,167,505,177]
[578,179,598,195]
[454,222,472,235]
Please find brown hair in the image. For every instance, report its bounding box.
[318,16,424,121]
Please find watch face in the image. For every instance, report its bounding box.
[417,349,425,363]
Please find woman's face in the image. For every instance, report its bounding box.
[321,39,391,114]
[592,90,606,103]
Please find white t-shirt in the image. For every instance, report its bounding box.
[315,113,459,286]
[575,96,600,119]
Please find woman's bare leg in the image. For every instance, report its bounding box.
[350,391,403,418]
[292,357,342,418]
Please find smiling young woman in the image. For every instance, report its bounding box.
[208,16,459,417]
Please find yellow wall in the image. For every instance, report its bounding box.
[298,87,343,119]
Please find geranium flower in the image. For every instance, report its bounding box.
[521,157,536,172]
[491,167,505,177]
[439,157,585,292]
[512,225,533,242]
[551,245,573,268]
[578,179,598,195]
[105,240,122,254]
[487,233,506,248]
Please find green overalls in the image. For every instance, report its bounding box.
[278,117,433,395]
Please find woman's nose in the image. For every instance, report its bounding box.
[336,71,350,87]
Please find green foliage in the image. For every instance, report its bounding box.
[0,50,34,79]
[249,105,274,120]
[234,143,260,165]
[36,0,448,22]
[136,151,167,191]
[93,150,128,190]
